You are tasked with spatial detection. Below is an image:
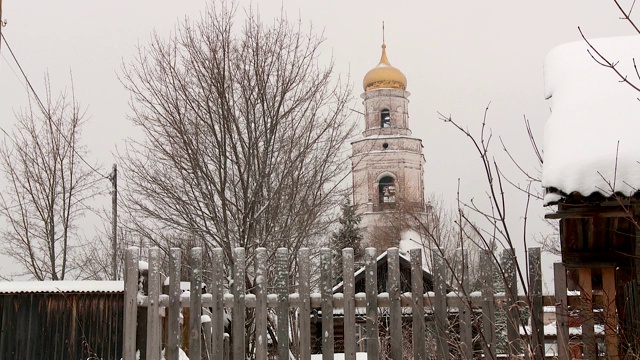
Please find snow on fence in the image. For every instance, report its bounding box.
[122,246,555,360]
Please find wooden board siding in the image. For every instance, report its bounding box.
[558,206,636,268]
[0,293,123,360]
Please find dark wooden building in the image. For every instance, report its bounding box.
[0,281,124,360]
[310,250,435,354]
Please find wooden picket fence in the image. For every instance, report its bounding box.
[122,246,557,360]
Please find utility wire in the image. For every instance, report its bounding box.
[0,32,109,180]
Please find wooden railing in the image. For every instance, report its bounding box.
[122,246,571,360]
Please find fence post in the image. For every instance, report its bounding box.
[365,247,379,360]
[433,249,449,360]
[255,248,268,360]
[276,248,290,360]
[211,249,224,359]
[480,249,496,360]
[147,248,162,360]
[388,248,402,360]
[232,248,246,360]
[410,248,426,360]
[299,248,311,360]
[321,248,334,360]
[554,262,570,360]
[167,248,182,360]
[456,248,472,360]
[578,267,595,360]
[602,267,619,360]
[342,248,356,360]
[190,248,203,360]
[529,247,543,360]
[123,247,139,360]
[503,248,521,356]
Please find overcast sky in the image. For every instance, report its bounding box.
[0,1,637,285]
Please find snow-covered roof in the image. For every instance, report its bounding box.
[543,35,640,205]
[0,281,124,294]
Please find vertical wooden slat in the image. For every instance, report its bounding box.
[211,249,224,359]
[480,250,495,360]
[364,247,379,360]
[232,248,246,360]
[456,248,472,360]
[202,314,212,360]
[410,248,426,360]
[321,248,334,360]
[190,248,203,360]
[255,248,268,360]
[342,248,356,360]
[388,248,402,360]
[147,248,161,360]
[578,267,595,360]
[602,267,619,360]
[503,248,521,356]
[299,248,311,360]
[433,249,449,360]
[554,262,570,360]
[123,247,139,360]
[529,248,543,360]
[276,248,290,360]
[167,248,182,360]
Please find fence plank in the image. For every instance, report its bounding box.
[190,248,203,360]
[123,247,139,360]
[147,248,161,360]
[502,248,521,356]
[255,248,268,360]
[554,262,570,360]
[433,249,449,360]
[276,248,290,360]
[365,247,379,360]
[232,248,246,360]
[602,267,619,360]
[167,248,182,360]
[480,250,495,360]
[321,248,334,360]
[579,267,595,360]
[299,248,311,360]
[456,249,472,360]
[211,249,225,360]
[529,248,543,360]
[410,248,426,360]
[342,248,356,360]
[388,248,402,360]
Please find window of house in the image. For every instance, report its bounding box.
[381,109,391,127]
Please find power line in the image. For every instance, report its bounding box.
[0,32,109,180]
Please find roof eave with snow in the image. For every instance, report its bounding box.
[542,35,640,206]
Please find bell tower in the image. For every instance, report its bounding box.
[351,39,426,243]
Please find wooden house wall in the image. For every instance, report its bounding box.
[560,213,636,267]
[0,293,123,360]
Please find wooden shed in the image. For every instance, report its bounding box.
[0,281,124,360]
[542,35,640,359]
[310,250,436,354]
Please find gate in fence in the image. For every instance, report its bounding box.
[122,246,575,360]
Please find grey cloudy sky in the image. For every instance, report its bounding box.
[0,1,636,284]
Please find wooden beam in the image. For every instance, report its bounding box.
[546,208,632,219]
[579,268,595,360]
[602,267,619,360]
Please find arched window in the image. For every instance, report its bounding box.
[381,108,391,127]
[378,176,396,205]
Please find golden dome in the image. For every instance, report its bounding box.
[363,44,407,91]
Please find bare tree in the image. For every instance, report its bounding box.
[120,1,354,270]
[0,75,99,280]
